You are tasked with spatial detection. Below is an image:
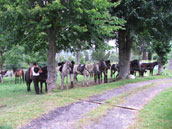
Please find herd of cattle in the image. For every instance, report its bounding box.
[0,59,158,94]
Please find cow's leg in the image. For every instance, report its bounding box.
[94,74,97,83]
[112,71,116,78]
[73,74,77,84]
[20,76,21,84]
[100,73,102,83]
[111,69,113,78]
[106,70,108,83]
[151,68,153,76]
[98,74,101,84]
[104,73,106,83]
[60,74,64,90]
[15,77,16,84]
[104,70,108,83]
[27,81,32,92]
[86,75,89,86]
[33,76,39,94]
[83,75,85,86]
[40,82,43,93]
[70,74,74,88]
[45,82,47,92]
[66,75,69,90]
[104,74,107,83]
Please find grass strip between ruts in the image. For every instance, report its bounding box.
[130,87,172,129]
[73,80,172,129]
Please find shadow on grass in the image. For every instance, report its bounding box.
[0,125,12,129]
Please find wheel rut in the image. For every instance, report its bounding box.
[83,81,172,129]
[20,78,172,129]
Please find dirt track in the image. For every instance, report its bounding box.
[21,78,172,129]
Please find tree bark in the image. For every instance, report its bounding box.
[0,51,4,71]
[117,30,132,80]
[158,64,164,75]
[47,28,57,93]
[142,50,147,60]
[168,52,172,70]
[148,51,152,60]
[158,57,164,75]
[0,51,3,72]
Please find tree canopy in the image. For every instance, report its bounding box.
[110,0,172,78]
[0,0,124,92]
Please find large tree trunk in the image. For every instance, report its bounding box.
[158,64,164,75]
[168,52,172,70]
[0,51,4,71]
[47,28,57,93]
[148,51,152,60]
[142,50,147,60]
[117,30,132,79]
[158,57,164,75]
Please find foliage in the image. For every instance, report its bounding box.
[4,45,25,68]
[91,49,110,61]
[0,0,124,52]
[109,51,118,63]
[24,51,47,65]
[109,0,161,79]
[84,51,89,62]
[80,56,85,64]
[68,56,75,62]
[0,32,13,69]
[110,0,172,78]
[149,0,172,65]
[153,40,171,65]
[0,0,125,91]
[60,56,66,62]
[132,32,154,58]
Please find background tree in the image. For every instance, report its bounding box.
[110,0,153,79]
[0,0,124,92]
[148,0,172,74]
[111,0,172,79]
[0,32,13,70]
[84,50,90,63]
[153,40,171,74]
[132,32,154,61]
[0,42,6,71]
[4,45,25,69]
[76,51,81,65]
[109,51,119,63]
[91,48,110,61]
[24,51,47,66]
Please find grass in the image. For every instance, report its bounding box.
[0,70,172,129]
[74,79,172,128]
[131,87,172,129]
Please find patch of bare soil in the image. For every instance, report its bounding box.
[20,78,172,129]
